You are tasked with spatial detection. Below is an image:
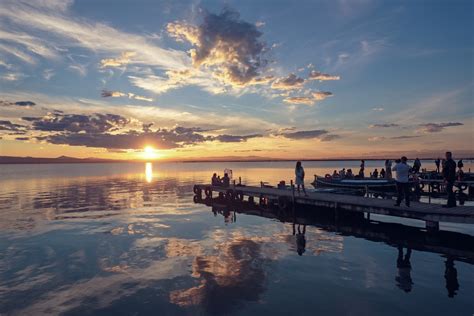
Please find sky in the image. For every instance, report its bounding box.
[0,0,473,160]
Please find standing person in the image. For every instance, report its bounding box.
[457,159,464,170]
[385,159,393,179]
[442,152,457,208]
[435,158,441,173]
[392,156,411,207]
[413,158,421,173]
[359,160,365,178]
[295,161,308,196]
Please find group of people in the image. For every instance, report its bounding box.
[211,173,230,187]
[391,152,458,208]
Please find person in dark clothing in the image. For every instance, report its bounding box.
[222,173,230,187]
[435,158,441,173]
[380,168,386,178]
[442,152,457,208]
[396,246,413,293]
[372,169,379,178]
[413,158,421,173]
[444,257,459,298]
[457,159,464,170]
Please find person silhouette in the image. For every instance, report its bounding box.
[292,223,306,256]
[444,257,459,298]
[396,246,413,292]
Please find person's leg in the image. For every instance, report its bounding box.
[395,182,402,206]
[302,184,307,196]
[404,183,410,206]
[446,182,456,207]
[297,184,300,194]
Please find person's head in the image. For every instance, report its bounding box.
[343,168,345,171]
[374,168,378,171]
[213,173,217,177]
[385,159,389,164]
[361,160,365,163]
[446,151,452,160]
[296,161,301,169]
[224,173,228,178]
[401,156,407,163]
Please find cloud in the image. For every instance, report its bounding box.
[0,0,188,71]
[23,113,129,133]
[308,70,340,81]
[372,107,384,111]
[0,100,36,107]
[283,91,333,105]
[391,135,421,139]
[213,134,262,143]
[369,123,399,128]
[280,129,340,141]
[271,74,304,90]
[368,136,386,142]
[416,122,463,133]
[0,120,28,132]
[167,8,268,86]
[101,90,154,102]
[100,51,136,68]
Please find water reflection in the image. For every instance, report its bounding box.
[196,197,474,300]
[145,162,153,183]
[0,163,473,315]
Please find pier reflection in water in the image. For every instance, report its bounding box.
[0,162,473,315]
[197,197,474,299]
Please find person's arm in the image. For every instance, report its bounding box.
[392,164,397,172]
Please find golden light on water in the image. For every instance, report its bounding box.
[145,162,153,183]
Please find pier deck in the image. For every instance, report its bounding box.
[194,184,474,226]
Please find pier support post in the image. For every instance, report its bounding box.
[426,220,439,232]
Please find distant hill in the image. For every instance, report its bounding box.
[0,156,123,164]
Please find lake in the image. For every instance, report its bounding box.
[1,161,473,315]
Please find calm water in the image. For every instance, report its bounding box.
[1,161,473,315]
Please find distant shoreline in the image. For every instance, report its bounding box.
[1,156,472,164]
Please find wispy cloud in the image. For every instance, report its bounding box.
[416,122,463,133]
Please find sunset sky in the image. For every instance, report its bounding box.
[0,0,472,160]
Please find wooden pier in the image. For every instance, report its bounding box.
[193,184,474,230]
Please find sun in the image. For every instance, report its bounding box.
[142,146,159,160]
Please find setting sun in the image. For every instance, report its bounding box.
[142,146,159,160]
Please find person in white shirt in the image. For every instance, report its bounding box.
[295,161,307,196]
[392,156,411,207]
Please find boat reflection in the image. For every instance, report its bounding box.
[195,197,474,298]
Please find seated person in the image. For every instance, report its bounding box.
[372,169,379,178]
[222,173,230,187]
[346,169,354,179]
[339,168,346,178]
[211,173,219,185]
[380,168,386,178]
[332,170,339,178]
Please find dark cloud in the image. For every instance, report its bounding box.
[417,122,463,133]
[0,120,27,132]
[167,8,268,85]
[23,113,129,133]
[0,100,36,107]
[32,121,259,149]
[281,129,340,141]
[271,74,304,90]
[213,134,262,143]
[15,101,36,106]
[391,135,421,139]
[369,123,400,128]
